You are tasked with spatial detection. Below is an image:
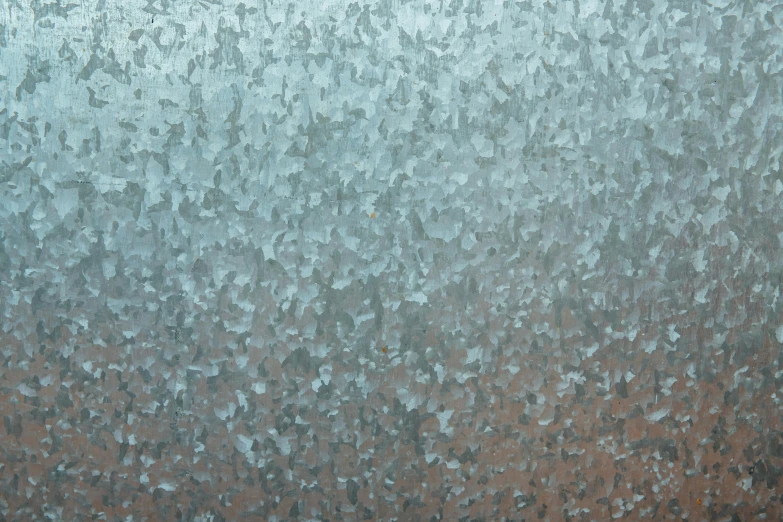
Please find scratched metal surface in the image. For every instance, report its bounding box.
[2,0,783,520]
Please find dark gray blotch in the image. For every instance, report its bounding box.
[347,478,359,505]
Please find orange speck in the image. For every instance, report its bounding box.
[696,498,701,506]
[381,347,387,353]
[370,212,376,219]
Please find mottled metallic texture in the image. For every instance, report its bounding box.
[1,0,783,520]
